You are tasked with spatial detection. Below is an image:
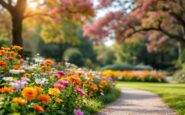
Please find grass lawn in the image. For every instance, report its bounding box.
[117,82,185,115]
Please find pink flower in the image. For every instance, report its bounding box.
[74,87,86,96]
[57,71,66,76]
[54,84,64,91]
[74,109,84,115]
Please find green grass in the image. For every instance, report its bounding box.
[117,82,185,115]
[82,88,121,115]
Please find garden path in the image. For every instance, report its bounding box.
[98,88,176,115]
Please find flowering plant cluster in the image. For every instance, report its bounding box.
[102,70,166,82]
[0,46,115,115]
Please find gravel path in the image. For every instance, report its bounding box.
[98,88,176,115]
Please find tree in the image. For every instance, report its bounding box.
[83,0,185,51]
[0,0,94,47]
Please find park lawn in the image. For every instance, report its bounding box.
[117,82,185,115]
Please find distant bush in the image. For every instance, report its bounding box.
[101,63,153,71]
[174,69,185,83]
[64,48,85,66]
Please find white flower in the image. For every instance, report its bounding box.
[35,78,48,85]
[9,80,28,90]
[2,77,13,82]
[9,69,25,74]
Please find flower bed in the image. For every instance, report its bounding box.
[0,46,115,115]
[102,70,166,82]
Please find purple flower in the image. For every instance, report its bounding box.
[74,87,86,96]
[57,71,65,76]
[74,109,84,115]
[57,80,69,86]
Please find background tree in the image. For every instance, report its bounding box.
[0,0,94,47]
[84,0,185,50]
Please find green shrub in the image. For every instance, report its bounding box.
[101,63,152,71]
[174,69,185,83]
[64,48,85,66]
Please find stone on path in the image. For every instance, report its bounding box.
[98,88,176,115]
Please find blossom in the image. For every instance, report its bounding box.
[12,97,27,105]
[37,94,51,104]
[34,104,44,113]
[54,84,64,91]
[74,109,84,115]
[2,77,13,82]
[57,71,65,76]
[48,88,60,96]
[43,59,53,65]
[74,87,86,96]
[55,98,63,103]
[22,87,37,100]
[10,80,28,90]
[9,69,25,74]
[0,60,7,66]
[0,87,16,93]
[35,78,48,85]
[12,45,22,50]
[57,80,69,86]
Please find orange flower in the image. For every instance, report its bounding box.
[13,65,21,70]
[22,87,37,100]
[43,59,53,65]
[12,97,27,105]
[12,45,22,50]
[33,86,43,93]
[0,50,7,56]
[0,60,7,66]
[55,98,63,103]
[34,104,44,113]
[37,94,51,104]
[23,73,31,77]
[0,87,16,93]
[8,57,14,61]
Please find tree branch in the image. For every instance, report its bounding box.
[0,0,14,13]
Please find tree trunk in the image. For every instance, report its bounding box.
[11,14,23,47]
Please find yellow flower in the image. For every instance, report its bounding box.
[55,98,63,103]
[22,87,37,100]
[48,88,60,96]
[12,97,27,105]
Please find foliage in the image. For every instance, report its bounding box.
[117,82,185,115]
[95,45,116,66]
[64,48,85,67]
[101,64,153,71]
[82,88,121,114]
[83,0,185,51]
[174,68,185,83]
[102,70,166,82]
[0,46,115,114]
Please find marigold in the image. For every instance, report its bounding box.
[12,97,27,105]
[0,60,7,66]
[55,98,63,103]
[12,45,22,50]
[37,94,51,104]
[0,87,16,93]
[23,73,31,77]
[34,104,44,113]
[48,88,60,96]
[22,87,37,100]
[43,59,53,65]
[33,86,43,93]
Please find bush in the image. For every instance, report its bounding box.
[174,69,185,83]
[101,63,152,71]
[64,48,85,67]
